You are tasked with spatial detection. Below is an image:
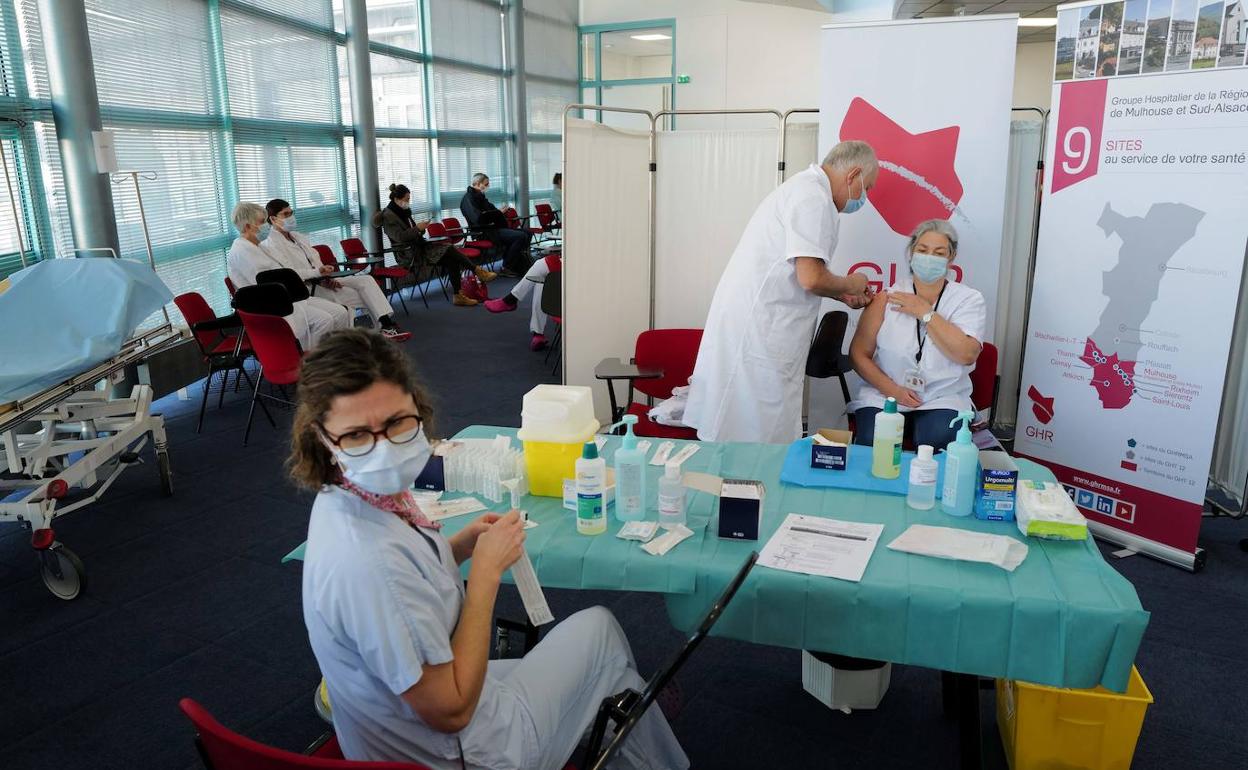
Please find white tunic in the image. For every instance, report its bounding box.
[849,276,987,414]
[261,230,394,322]
[302,487,688,770]
[226,237,350,349]
[684,164,840,444]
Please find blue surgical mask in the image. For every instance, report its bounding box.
[841,175,868,214]
[259,223,271,239]
[281,214,297,231]
[911,252,950,283]
[333,428,432,495]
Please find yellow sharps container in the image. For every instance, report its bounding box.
[517,385,601,497]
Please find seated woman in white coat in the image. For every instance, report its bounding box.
[261,198,410,342]
[848,219,986,450]
[226,202,350,350]
[294,329,689,770]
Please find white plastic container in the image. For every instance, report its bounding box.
[575,441,606,535]
[657,461,686,530]
[801,650,892,714]
[906,444,938,510]
[871,397,903,479]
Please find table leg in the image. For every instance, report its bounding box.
[955,673,983,770]
[941,670,958,717]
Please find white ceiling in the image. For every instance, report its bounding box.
[743,0,1059,43]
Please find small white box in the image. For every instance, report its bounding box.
[801,650,892,713]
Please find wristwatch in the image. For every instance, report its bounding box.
[920,310,935,324]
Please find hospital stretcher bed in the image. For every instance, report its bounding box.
[0,324,187,600]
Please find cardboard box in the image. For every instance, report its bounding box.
[976,450,1019,521]
[810,429,853,470]
[718,479,766,540]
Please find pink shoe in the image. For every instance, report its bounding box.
[530,334,548,351]
[485,297,516,313]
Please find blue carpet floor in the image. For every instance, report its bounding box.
[1,277,1246,769]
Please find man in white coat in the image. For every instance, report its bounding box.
[227,202,351,351]
[261,198,410,342]
[683,140,878,444]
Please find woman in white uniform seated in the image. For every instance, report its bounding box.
[226,202,350,350]
[261,198,410,342]
[293,329,689,770]
[848,219,986,450]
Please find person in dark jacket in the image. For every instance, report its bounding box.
[375,184,495,307]
[459,173,532,277]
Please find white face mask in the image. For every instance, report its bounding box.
[398,200,411,211]
[333,428,432,495]
[280,214,296,231]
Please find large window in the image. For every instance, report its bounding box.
[524,0,577,205]
[578,19,676,130]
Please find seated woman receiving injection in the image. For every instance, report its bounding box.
[294,329,689,770]
[848,219,986,450]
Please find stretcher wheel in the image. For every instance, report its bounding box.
[157,450,173,497]
[40,543,86,600]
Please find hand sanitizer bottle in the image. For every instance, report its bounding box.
[907,444,938,510]
[613,415,647,522]
[871,397,904,479]
[941,411,978,517]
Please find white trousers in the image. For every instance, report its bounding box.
[314,274,392,325]
[512,258,552,335]
[476,607,689,770]
[286,297,352,350]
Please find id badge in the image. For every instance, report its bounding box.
[903,367,926,392]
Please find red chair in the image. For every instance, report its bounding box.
[425,221,481,260]
[597,329,703,440]
[534,203,561,235]
[225,276,237,297]
[234,284,303,446]
[179,698,426,770]
[341,237,409,316]
[441,217,493,251]
[312,244,338,267]
[173,292,257,434]
[539,260,562,374]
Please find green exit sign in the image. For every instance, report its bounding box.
[676,75,690,84]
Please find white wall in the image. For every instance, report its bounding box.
[1014,40,1056,111]
[581,0,832,127]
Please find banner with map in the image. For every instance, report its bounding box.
[1017,3,1248,558]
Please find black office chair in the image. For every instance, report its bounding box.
[806,310,853,406]
[541,270,562,374]
[255,267,311,304]
[231,282,295,318]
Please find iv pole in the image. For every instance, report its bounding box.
[110,169,170,326]
[0,116,30,270]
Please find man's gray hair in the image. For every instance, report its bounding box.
[905,219,959,256]
[231,201,265,232]
[471,172,489,186]
[821,140,878,173]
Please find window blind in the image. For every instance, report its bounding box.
[522,0,576,200]
[376,137,434,214]
[221,7,340,126]
[437,142,506,202]
[371,53,428,130]
[236,0,334,30]
[427,0,503,69]
[85,0,217,118]
[525,80,576,134]
[431,65,504,132]
[363,1,423,52]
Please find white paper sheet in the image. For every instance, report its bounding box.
[887,524,1029,571]
[758,514,884,583]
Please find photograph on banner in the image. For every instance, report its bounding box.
[811,16,1016,422]
[1016,61,1248,557]
[1220,0,1248,67]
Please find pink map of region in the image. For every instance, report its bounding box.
[1080,338,1136,409]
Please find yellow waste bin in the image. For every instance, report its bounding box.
[996,667,1153,770]
[517,385,600,497]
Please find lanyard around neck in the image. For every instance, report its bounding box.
[914,281,948,363]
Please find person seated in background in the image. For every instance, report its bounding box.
[551,172,562,214]
[459,173,532,278]
[483,252,561,351]
[261,198,410,342]
[294,329,689,770]
[374,184,495,308]
[848,219,986,450]
[226,201,350,350]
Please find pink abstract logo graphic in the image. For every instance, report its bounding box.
[1027,385,1056,425]
[838,97,963,236]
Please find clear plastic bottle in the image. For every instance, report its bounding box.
[657,461,686,530]
[613,415,647,522]
[906,444,938,510]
